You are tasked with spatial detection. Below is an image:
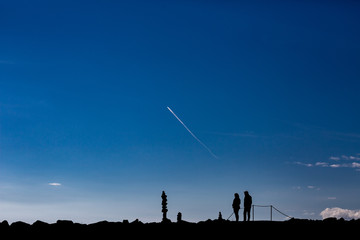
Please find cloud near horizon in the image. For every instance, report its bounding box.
[295,161,360,170]
[330,155,360,161]
[48,183,61,186]
[294,154,360,171]
[320,207,360,220]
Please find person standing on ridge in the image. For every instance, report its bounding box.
[232,193,241,222]
[243,191,252,221]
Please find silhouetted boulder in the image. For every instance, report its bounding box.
[160,218,171,224]
[11,221,30,229]
[90,220,109,226]
[131,219,143,225]
[88,220,108,229]
[198,219,214,224]
[0,220,9,228]
[0,220,9,234]
[33,220,49,228]
[56,220,74,226]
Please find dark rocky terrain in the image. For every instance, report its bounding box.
[0,218,358,239]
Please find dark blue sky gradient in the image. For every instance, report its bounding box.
[0,0,360,222]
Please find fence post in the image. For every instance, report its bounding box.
[252,205,254,221]
[270,205,273,221]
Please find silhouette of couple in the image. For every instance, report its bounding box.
[232,191,252,222]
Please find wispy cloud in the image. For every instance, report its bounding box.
[329,155,360,161]
[167,106,218,159]
[295,161,360,170]
[292,185,320,191]
[320,207,360,220]
[308,185,320,190]
[315,162,328,167]
[352,162,360,168]
[294,161,313,167]
[293,154,360,171]
[48,183,61,186]
[342,155,360,161]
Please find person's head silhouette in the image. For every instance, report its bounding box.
[234,193,239,198]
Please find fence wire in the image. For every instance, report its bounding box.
[252,205,292,221]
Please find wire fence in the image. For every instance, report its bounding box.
[227,205,292,221]
[252,205,292,221]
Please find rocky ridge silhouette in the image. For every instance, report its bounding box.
[0,218,359,239]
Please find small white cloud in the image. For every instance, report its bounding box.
[351,162,360,168]
[48,183,61,186]
[316,162,328,167]
[294,156,360,171]
[340,155,360,161]
[307,185,315,189]
[294,162,313,167]
[320,207,360,220]
[327,197,336,200]
[329,155,360,161]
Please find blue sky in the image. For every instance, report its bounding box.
[1,0,360,223]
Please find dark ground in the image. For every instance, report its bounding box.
[0,218,358,239]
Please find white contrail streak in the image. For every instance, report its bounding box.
[167,106,218,159]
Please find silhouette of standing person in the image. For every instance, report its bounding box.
[243,191,252,221]
[232,193,241,222]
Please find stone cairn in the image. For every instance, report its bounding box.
[161,191,169,223]
[177,212,182,223]
[218,212,223,221]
